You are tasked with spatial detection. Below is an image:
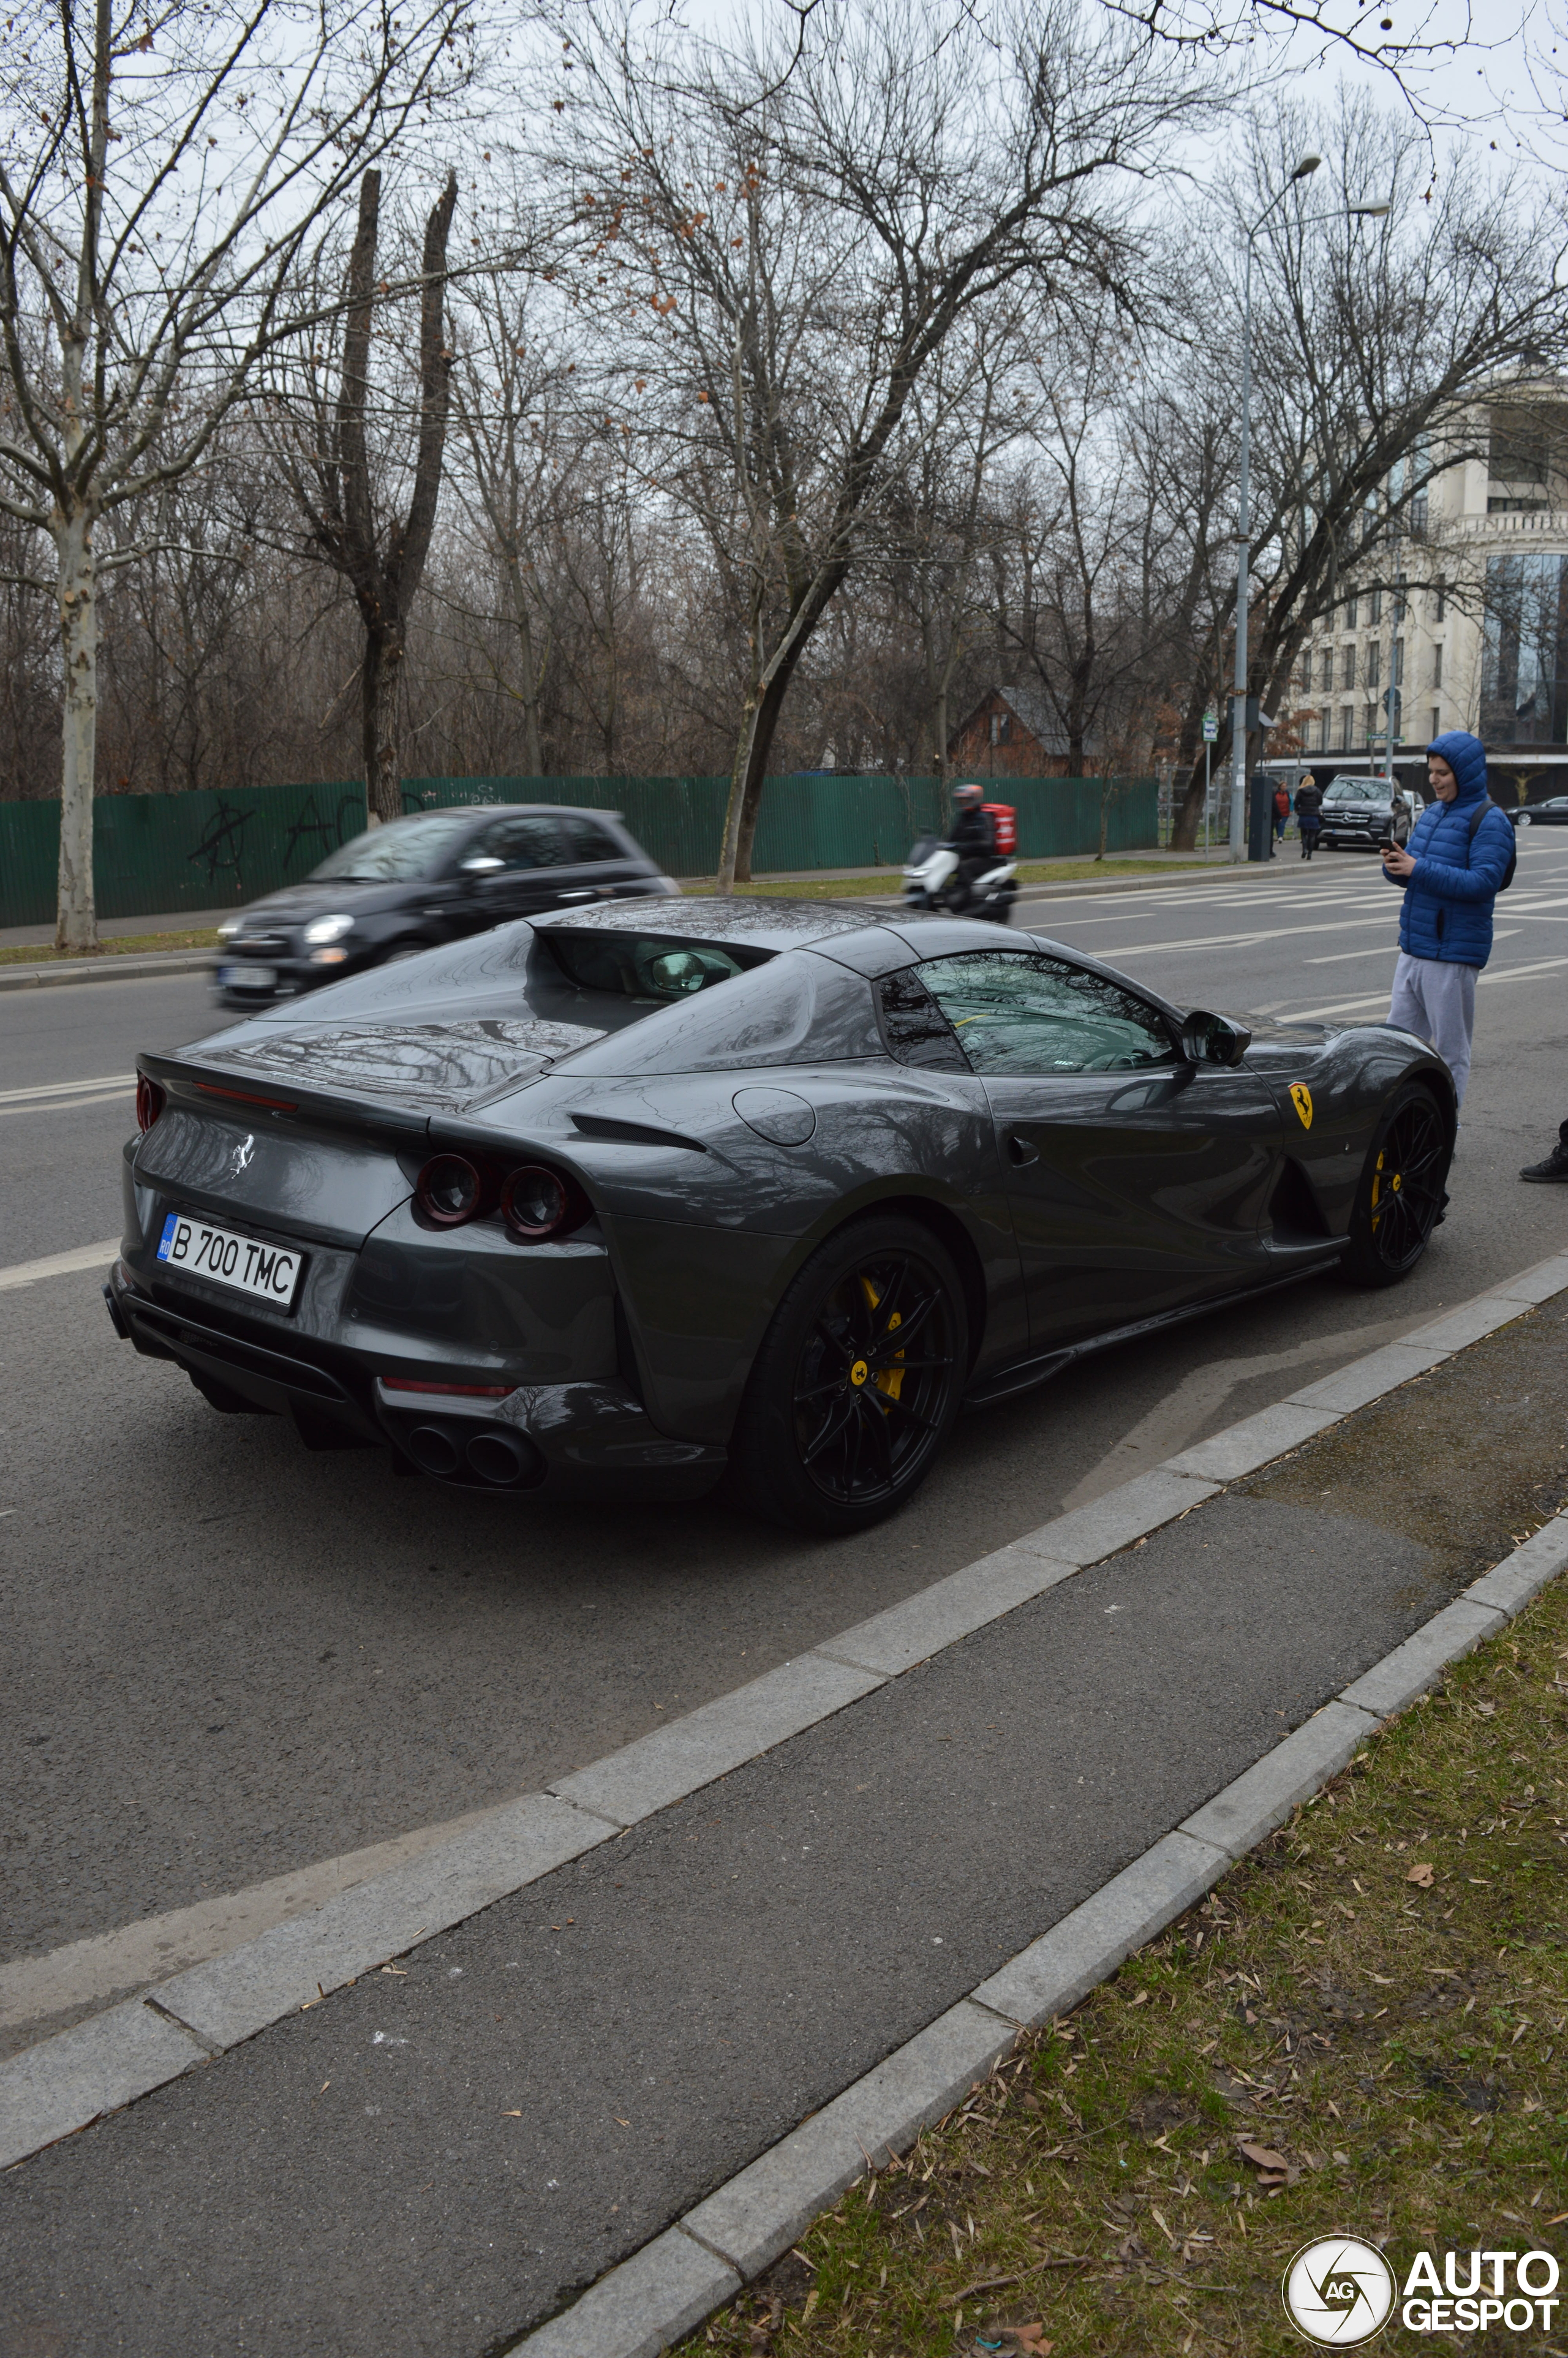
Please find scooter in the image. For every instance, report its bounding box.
[902,835,1017,924]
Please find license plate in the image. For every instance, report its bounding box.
[217,964,276,989]
[157,1213,304,1307]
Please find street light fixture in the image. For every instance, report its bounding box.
[1227,169,1391,861]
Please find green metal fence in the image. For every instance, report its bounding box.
[0,772,1156,930]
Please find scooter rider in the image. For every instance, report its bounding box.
[944,783,995,913]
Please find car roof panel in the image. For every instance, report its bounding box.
[539,894,895,955]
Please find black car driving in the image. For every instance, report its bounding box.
[213,804,677,1006]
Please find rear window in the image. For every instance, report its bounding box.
[563,815,625,862]
[540,929,767,1003]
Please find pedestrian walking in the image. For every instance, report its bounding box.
[1272,782,1291,845]
[1295,772,1323,859]
[1381,730,1514,1111]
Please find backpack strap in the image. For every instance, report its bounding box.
[1467,797,1518,890]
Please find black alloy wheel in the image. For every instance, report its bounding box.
[729,1215,968,1534]
[1341,1084,1450,1288]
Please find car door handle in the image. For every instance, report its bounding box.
[1008,1134,1039,1166]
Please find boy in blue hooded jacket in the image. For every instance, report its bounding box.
[1381,730,1513,1110]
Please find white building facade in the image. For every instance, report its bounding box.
[1293,378,1568,803]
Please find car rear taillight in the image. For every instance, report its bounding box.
[500,1164,577,1240]
[135,1076,166,1133]
[415,1153,485,1227]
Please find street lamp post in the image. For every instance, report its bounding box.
[1228,167,1393,861]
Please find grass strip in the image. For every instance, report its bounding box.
[680,859,1227,902]
[0,928,219,965]
[680,1573,1568,2356]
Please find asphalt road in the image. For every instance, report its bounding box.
[7,1294,1567,2358]
[4,842,1567,2050]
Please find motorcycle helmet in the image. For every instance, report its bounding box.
[952,781,984,805]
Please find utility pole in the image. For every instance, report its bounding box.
[1229,167,1392,860]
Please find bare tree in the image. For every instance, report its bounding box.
[271,167,459,821]
[1167,100,1568,848]
[0,0,475,946]
[446,208,573,778]
[882,312,1029,780]
[992,304,1175,774]
[554,0,1218,886]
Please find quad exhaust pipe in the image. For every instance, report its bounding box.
[399,1417,543,1489]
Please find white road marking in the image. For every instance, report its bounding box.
[1057,1313,1422,1512]
[1087,914,1396,960]
[0,1801,511,2038]
[0,1088,135,1120]
[0,1240,121,1290]
[1288,992,1400,1021]
[1479,954,1568,985]
[1287,951,1568,1023]
[0,1072,134,1104]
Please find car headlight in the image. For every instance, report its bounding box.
[303,913,355,945]
[217,917,241,941]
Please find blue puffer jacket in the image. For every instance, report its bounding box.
[1386,730,1514,968]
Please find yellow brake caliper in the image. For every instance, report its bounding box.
[860,1276,905,1402]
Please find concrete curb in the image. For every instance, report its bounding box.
[4,1251,1567,2202]
[0,949,211,992]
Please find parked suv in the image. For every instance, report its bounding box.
[214,804,677,1005]
[1316,778,1421,853]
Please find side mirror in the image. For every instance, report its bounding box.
[460,854,504,876]
[1182,1009,1251,1068]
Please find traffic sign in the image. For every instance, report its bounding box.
[1202,711,1218,742]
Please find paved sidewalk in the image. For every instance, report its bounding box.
[4,1278,1567,2357]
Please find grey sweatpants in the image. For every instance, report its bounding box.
[1387,951,1477,1106]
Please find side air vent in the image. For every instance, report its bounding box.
[570,1115,706,1151]
[1268,1158,1331,1241]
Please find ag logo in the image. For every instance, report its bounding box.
[1289,1083,1314,1129]
[1282,2236,1395,2345]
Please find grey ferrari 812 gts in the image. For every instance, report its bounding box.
[108,900,1455,1532]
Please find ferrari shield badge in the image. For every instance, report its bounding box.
[1289,1083,1314,1129]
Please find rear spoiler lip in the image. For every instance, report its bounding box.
[137,1050,435,1142]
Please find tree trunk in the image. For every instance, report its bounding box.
[721,661,794,889]
[718,568,845,891]
[1170,694,1226,851]
[503,553,544,777]
[55,502,99,952]
[362,630,405,824]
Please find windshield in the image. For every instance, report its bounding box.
[1324,780,1393,803]
[916,951,1177,1075]
[310,811,478,882]
[541,929,763,1003]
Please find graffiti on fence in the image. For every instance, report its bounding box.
[282,792,363,870]
[187,800,254,894]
